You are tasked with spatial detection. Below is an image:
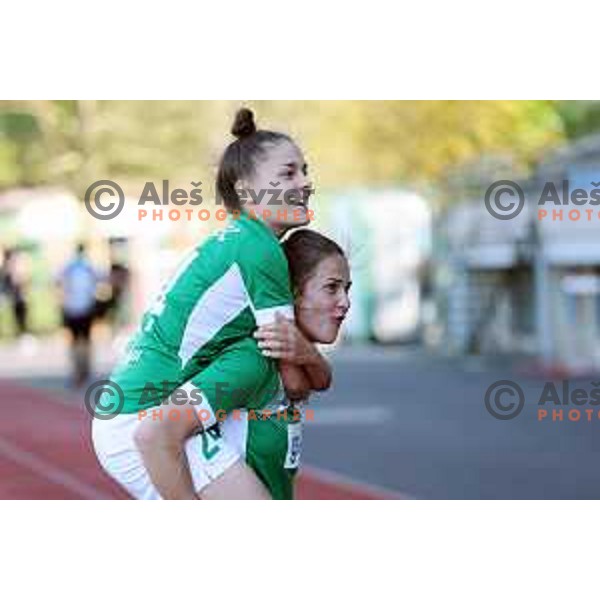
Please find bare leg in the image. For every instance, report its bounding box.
[200,460,271,500]
[135,400,270,500]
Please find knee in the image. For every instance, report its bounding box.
[133,418,156,452]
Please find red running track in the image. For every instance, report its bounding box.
[0,380,400,500]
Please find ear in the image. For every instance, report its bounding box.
[234,178,250,194]
[234,178,253,205]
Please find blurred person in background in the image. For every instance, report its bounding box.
[106,252,130,328]
[58,243,101,388]
[94,239,131,340]
[2,248,35,354]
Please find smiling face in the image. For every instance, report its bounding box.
[295,253,352,344]
[240,140,313,235]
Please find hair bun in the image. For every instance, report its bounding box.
[231,108,257,139]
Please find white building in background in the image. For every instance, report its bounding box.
[437,133,600,373]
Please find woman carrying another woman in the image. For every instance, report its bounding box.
[132,228,351,499]
[93,108,348,498]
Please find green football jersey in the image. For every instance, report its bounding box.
[107,212,294,414]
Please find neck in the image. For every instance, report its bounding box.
[252,211,287,239]
[269,223,288,239]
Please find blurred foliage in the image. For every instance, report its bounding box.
[555,101,600,139]
[0,100,598,205]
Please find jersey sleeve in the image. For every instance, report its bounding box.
[182,340,278,427]
[236,240,294,327]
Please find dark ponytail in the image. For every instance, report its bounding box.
[216,108,291,212]
[230,108,257,139]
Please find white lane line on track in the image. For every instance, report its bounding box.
[5,380,406,499]
[0,436,110,499]
[305,405,393,426]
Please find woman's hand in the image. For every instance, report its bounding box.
[256,313,332,392]
[254,313,319,365]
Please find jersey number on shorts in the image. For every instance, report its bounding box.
[201,425,223,460]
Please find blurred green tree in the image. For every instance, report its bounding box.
[0,104,44,186]
[555,101,600,140]
[4,100,599,206]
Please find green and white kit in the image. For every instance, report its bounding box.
[104,212,294,415]
[93,213,302,499]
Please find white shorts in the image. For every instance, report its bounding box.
[92,412,242,500]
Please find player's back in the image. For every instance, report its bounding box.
[111,214,293,412]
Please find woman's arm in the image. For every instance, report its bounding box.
[255,314,332,391]
[300,348,332,391]
[278,361,312,401]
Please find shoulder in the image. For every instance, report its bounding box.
[240,216,283,252]
[190,218,287,281]
[237,224,288,274]
[198,219,260,261]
